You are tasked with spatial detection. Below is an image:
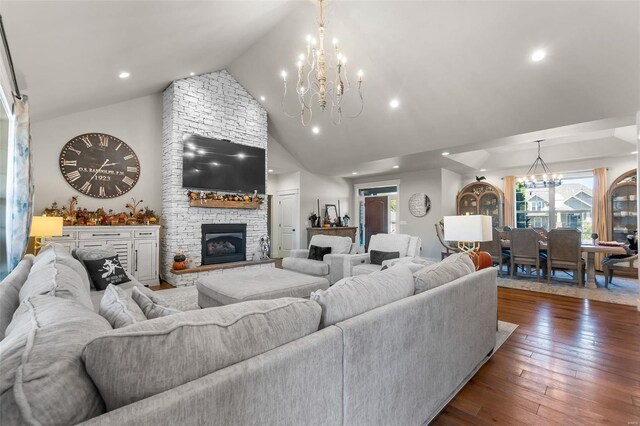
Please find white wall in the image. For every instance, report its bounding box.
[352,168,461,259]
[31,94,163,214]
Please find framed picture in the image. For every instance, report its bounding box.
[325,204,338,221]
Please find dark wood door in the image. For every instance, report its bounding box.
[364,196,388,251]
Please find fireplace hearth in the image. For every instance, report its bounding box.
[201,224,247,265]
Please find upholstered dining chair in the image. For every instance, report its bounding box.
[435,221,460,259]
[546,228,585,286]
[510,228,547,281]
[479,227,510,277]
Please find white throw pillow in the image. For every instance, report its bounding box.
[131,287,181,319]
[99,284,147,329]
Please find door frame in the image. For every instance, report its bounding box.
[353,180,401,251]
[274,189,300,258]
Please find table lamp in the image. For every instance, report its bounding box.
[444,215,493,270]
[29,216,63,254]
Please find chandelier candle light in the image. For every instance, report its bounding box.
[281,0,364,125]
[517,140,562,188]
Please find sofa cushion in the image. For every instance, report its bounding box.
[99,284,148,329]
[368,234,411,257]
[35,243,91,290]
[352,263,383,275]
[311,265,415,327]
[89,277,169,312]
[282,257,329,276]
[0,255,34,340]
[413,253,475,294]
[131,287,181,319]
[370,250,400,265]
[19,261,93,311]
[441,252,476,272]
[83,297,321,410]
[73,245,118,290]
[308,245,332,261]
[308,235,353,255]
[0,295,111,425]
[84,255,130,290]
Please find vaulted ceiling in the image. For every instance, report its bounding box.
[2,1,638,177]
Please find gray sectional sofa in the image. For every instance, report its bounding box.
[0,244,497,426]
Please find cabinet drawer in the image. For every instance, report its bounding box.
[134,230,158,239]
[78,230,133,240]
[51,231,77,241]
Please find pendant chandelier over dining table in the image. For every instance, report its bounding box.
[280,0,364,126]
[517,140,562,188]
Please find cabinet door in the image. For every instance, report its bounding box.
[133,239,158,284]
[43,239,76,253]
[78,240,133,274]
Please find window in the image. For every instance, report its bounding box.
[0,91,9,279]
[515,175,594,241]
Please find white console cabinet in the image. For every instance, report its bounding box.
[44,225,160,286]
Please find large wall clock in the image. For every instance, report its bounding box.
[59,133,140,199]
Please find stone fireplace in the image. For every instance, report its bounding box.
[201,224,246,265]
[161,70,268,286]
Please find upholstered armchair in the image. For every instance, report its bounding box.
[602,252,638,288]
[344,233,422,277]
[282,235,356,284]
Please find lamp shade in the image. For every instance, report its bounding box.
[29,216,63,237]
[444,215,493,242]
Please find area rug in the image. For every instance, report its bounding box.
[497,275,638,306]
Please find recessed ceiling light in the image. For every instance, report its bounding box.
[530,49,546,62]
[118,71,130,79]
[312,126,320,134]
[268,169,274,173]
[389,99,399,109]
[632,151,638,154]
[393,165,399,169]
[480,168,487,172]
[260,96,266,102]
[351,172,357,175]
[189,72,195,76]
[237,153,246,159]
[441,152,450,156]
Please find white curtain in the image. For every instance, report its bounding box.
[6,94,32,270]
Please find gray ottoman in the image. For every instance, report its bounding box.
[196,268,330,308]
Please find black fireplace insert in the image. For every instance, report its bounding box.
[201,223,247,265]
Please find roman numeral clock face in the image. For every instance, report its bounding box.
[59,133,140,199]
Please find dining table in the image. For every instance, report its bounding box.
[501,240,628,288]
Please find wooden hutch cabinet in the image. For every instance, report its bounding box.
[456,182,504,227]
[608,169,637,242]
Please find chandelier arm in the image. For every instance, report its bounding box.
[347,87,364,118]
[281,80,305,119]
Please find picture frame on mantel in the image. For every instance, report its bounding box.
[325,204,338,222]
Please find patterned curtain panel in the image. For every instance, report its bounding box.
[503,176,515,228]
[592,167,608,270]
[6,95,33,270]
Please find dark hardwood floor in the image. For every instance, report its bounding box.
[433,287,640,425]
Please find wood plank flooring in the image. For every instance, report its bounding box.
[433,287,640,425]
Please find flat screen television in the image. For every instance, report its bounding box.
[182,135,265,194]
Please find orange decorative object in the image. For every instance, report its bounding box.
[470,251,493,271]
[173,261,187,270]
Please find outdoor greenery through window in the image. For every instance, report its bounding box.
[516,175,594,241]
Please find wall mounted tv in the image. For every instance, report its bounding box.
[182,135,265,194]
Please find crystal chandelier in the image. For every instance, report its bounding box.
[517,140,562,188]
[280,0,364,126]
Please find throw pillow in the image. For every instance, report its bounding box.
[308,245,332,261]
[72,245,118,290]
[99,284,147,329]
[131,287,181,319]
[83,255,130,290]
[413,257,474,295]
[370,250,400,265]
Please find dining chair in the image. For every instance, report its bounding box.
[546,229,585,286]
[434,221,460,259]
[479,227,510,277]
[510,228,547,281]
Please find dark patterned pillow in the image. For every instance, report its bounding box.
[308,245,332,261]
[370,250,400,265]
[83,255,130,290]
